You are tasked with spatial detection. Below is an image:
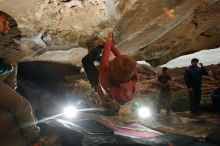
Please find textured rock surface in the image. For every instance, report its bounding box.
[0,0,220,65]
[131,0,220,66]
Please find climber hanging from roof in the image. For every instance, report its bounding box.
[82,32,138,105]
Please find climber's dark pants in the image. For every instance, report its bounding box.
[188,87,201,114]
[81,46,103,88]
[157,90,171,113]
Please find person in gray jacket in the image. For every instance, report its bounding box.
[184,58,208,116]
[0,13,40,146]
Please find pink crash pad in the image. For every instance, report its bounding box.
[103,122,162,138]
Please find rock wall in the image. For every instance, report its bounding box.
[131,0,220,66]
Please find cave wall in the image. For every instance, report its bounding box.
[130,0,220,66]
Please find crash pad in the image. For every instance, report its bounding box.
[0,62,12,75]
[74,119,114,135]
[99,117,161,138]
[104,122,162,138]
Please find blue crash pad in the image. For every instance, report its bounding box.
[0,63,12,75]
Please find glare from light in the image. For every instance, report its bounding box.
[138,107,151,118]
[63,106,78,119]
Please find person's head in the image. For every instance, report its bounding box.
[86,36,105,53]
[191,58,199,67]
[0,14,9,33]
[109,55,137,84]
[162,67,168,74]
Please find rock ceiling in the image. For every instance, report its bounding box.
[0,0,220,66]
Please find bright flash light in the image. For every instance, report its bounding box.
[138,107,151,118]
[63,106,78,119]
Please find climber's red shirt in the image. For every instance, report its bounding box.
[96,40,137,105]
